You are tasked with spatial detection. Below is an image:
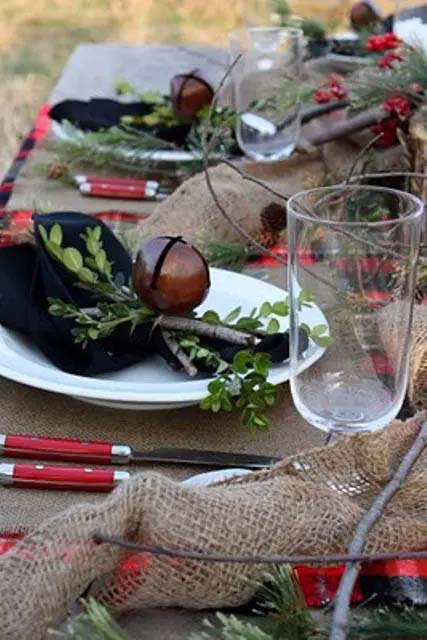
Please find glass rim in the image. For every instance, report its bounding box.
[287,184,424,227]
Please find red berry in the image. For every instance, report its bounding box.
[366,32,401,51]
[313,88,332,103]
[377,52,402,68]
[383,95,411,116]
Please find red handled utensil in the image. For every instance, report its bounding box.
[79,182,167,200]
[73,175,159,189]
[0,462,129,491]
[0,434,279,469]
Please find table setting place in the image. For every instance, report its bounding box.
[3,4,427,639]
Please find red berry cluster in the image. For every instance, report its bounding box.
[313,74,346,104]
[383,95,411,116]
[377,51,402,68]
[371,117,399,147]
[366,32,401,51]
[371,95,412,147]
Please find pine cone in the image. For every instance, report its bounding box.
[253,228,279,249]
[260,202,286,232]
[45,160,69,180]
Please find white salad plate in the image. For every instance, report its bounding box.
[0,269,326,410]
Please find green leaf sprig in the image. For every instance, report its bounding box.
[178,292,329,430]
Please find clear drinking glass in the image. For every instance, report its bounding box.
[229,27,302,160]
[287,185,423,434]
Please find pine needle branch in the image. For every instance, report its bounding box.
[55,597,127,640]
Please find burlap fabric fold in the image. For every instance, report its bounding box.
[134,158,324,247]
[409,304,427,410]
[2,413,427,639]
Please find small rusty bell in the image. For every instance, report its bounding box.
[132,236,210,314]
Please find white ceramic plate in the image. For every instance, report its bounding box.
[0,269,326,410]
[183,468,251,487]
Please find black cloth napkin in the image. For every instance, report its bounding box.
[49,99,191,146]
[0,212,296,377]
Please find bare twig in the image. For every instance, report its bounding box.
[202,60,288,267]
[80,307,260,346]
[222,159,290,201]
[93,533,427,567]
[158,315,259,346]
[203,157,289,265]
[344,133,384,184]
[205,54,241,123]
[330,419,427,640]
[161,330,198,377]
[349,170,427,182]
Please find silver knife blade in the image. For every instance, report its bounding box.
[131,448,280,469]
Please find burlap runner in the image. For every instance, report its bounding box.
[1,413,426,640]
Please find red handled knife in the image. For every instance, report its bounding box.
[0,462,129,491]
[0,434,280,469]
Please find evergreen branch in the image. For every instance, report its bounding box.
[350,605,427,638]
[53,121,177,170]
[200,239,255,271]
[57,575,427,640]
[56,597,127,640]
[330,419,427,640]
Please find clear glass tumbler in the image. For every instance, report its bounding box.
[287,185,423,434]
[229,27,302,160]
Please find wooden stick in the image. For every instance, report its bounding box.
[79,307,259,347]
[329,419,427,640]
[301,100,348,125]
[158,316,259,346]
[304,107,386,147]
[344,133,384,184]
[161,330,198,377]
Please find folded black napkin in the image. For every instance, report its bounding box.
[0,213,296,378]
[49,99,191,146]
